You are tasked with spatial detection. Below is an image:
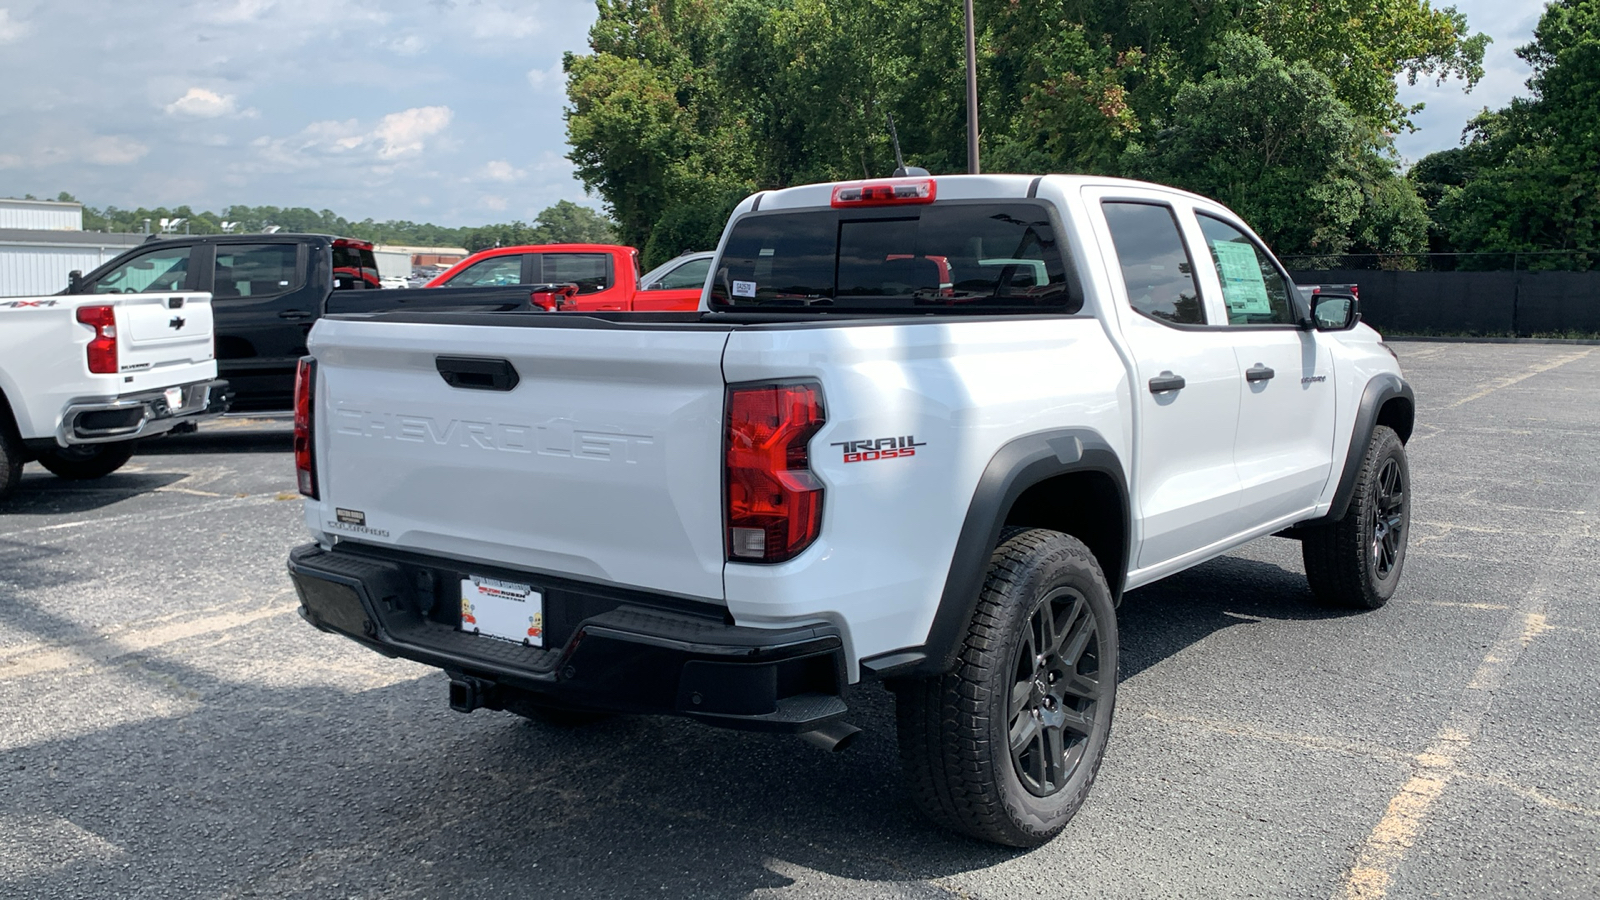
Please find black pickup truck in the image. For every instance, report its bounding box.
[65,234,551,411]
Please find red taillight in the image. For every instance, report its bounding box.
[530,284,579,311]
[76,305,118,374]
[725,382,825,563]
[831,178,936,207]
[294,357,317,498]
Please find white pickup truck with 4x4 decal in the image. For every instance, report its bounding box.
[286,173,1414,846]
[0,292,228,501]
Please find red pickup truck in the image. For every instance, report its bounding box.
[424,243,703,311]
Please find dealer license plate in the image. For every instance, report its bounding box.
[460,575,544,646]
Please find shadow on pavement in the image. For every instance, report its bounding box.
[0,548,1360,898]
[135,427,292,456]
[1118,552,1363,680]
[1,470,188,515]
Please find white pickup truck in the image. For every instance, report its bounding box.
[286,174,1414,846]
[0,292,228,500]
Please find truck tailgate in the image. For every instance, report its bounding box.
[310,318,732,601]
[118,293,215,372]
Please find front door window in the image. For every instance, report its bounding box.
[89,246,193,293]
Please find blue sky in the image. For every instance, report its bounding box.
[0,1,1545,227]
[1393,1,1542,163]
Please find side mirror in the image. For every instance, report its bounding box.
[1310,291,1360,331]
[67,270,84,293]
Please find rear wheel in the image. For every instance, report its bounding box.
[894,528,1117,847]
[36,442,137,481]
[1302,425,1410,609]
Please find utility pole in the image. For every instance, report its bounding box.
[964,0,979,174]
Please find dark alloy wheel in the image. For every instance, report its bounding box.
[1008,586,1103,797]
[1370,457,1405,580]
[1303,425,1410,609]
[36,442,136,481]
[895,528,1117,847]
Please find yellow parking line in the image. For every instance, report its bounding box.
[1334,575,1572,898]
[1444,348,1595,409]
[0,598,298,681]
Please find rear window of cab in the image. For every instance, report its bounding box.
[708,202,1083,313]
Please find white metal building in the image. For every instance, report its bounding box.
[0,198,84,231]
[372,248,413,282]
[0,229,145,297]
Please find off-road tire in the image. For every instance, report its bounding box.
[36,442,136,481]
[1302,425,1410,609]
[0,417,23,501]
[894,528,1118,847]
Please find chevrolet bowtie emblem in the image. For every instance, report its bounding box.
[169,316,186,330]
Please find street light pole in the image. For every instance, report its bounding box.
[964,0,979,174]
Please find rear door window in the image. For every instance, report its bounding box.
[539,253,612,294]
[332,243,380,290]
[90,245,193,294]
[213,243,300,298]
[1101,202,1205,325]
[709,202,1078,312]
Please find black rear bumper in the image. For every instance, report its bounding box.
[286,543,848,732]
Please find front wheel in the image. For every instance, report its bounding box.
[36,442,137,480]
[894,528,1118,847]
[1302,425,1410,609]
[0,420,23,500]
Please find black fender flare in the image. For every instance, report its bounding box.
[0,384,23,444]
[862,427,1130,680]
[1314,373,1414,525]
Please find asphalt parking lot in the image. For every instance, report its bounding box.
[2,342,1597,899]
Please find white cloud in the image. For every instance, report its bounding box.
[0,153,21,169]
[81,136,149,166]
[372,106,452,158]
[525,62,564,92]
[462,2,542,40]
[166,88,238,118]
[0,9,26,44]
[202,0,276,24]
[481,195,508,211]
[255,106,453,168]
[384,34,426,55]
[480,160,525,182]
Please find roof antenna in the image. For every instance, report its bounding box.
[885,113,930,178]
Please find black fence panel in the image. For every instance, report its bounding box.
[1288,269,1600,336]
[1517,272,1600,335]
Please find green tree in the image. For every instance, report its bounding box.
[564,0,1484,256]
[1430,0,1600,263]
[536,199,619,243]
[1122,34,1368,254]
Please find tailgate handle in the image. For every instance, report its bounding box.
[436,356,520,392]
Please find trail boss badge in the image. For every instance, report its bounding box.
[831,435,925,463]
